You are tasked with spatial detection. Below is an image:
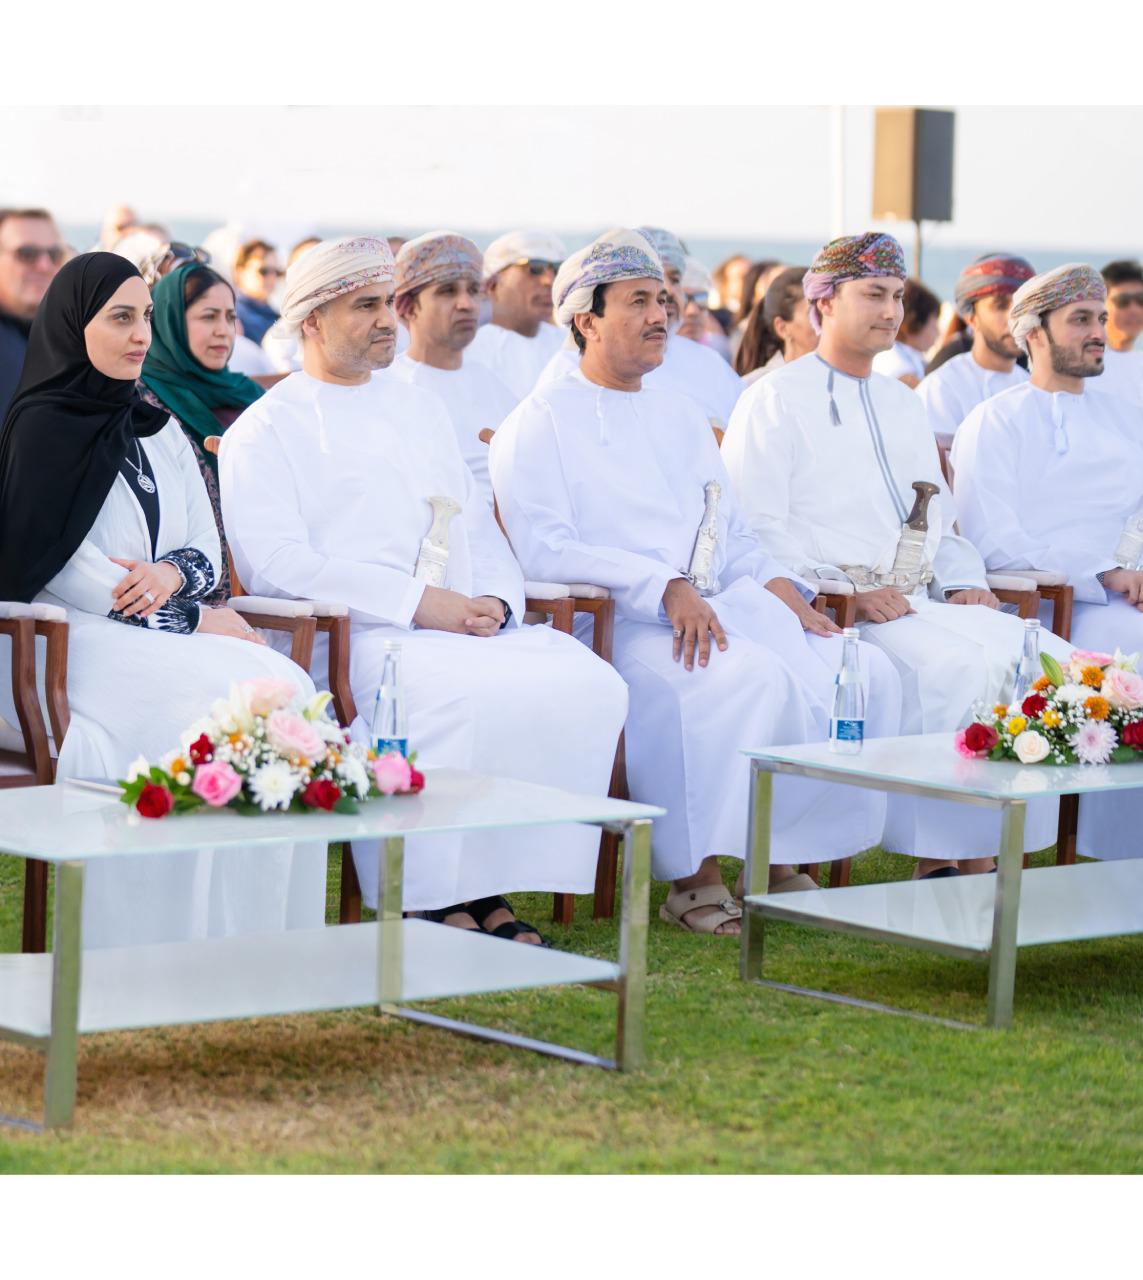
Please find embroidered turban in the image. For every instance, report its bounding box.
[954,253,1036,319]
[394,231,482,318]
[683,256,713,296]
[273,235,396,337]
[483,229,567,280]
[1008,264,1106,353]
[803,232,907,333]
[552,229,664,327]
[636,226,687,277]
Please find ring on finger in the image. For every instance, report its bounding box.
[143,590,156,605]
[672,628,683,638]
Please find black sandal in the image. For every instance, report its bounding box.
[466,895,552,948]
[418,904,481,931]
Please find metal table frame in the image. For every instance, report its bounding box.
[2,813,653,1132]
[739,756,1026,1031]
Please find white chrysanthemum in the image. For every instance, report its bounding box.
[125,754,150,783]
[249,761,299,811]
[339,755,370,798]
[1054,684,1087,705]
[1071,720,1117,766]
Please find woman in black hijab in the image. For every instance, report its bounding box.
[0,254,326,948]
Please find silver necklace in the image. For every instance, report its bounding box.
[124,440,156,494]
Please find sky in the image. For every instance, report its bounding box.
[3,105,1142,259]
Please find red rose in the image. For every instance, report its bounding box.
[301,779,341,811]
[1122,722,1143,748]
[964,723,998,753]
[188,733,214,765]
[136,782,174,819]
[1021,694,1048,718]
[407,768,425,795]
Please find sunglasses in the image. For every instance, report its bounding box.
[165,241,211,266]
[1110,290,1143,308]
[3,244,65,266]
[511,258,559,277]
[257,265,283,278]
[684,291,710,307]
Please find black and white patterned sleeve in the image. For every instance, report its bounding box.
[158,547,216,602]
[109,599,202,634]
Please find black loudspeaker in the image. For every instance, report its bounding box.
[872,108,955,223]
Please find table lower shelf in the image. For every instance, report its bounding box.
[745,859,1143,958]
[0,920,620,1041]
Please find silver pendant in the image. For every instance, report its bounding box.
[136,474,156,494]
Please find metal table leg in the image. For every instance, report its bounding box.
[987,801,1026,1028]
[43,860,83,1129]
[616,818,651,1071]
[377,835,404,1010]
[740,762,772,983]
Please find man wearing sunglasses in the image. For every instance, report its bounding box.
[467,229,567,399]
[0,206,65,417]
[1097,260,1143,407]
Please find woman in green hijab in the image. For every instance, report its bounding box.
[141,262,265,599]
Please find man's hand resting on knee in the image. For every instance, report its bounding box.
[854,587,915,624]
[662,577,728,671]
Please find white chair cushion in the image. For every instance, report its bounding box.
[228,595,315,618]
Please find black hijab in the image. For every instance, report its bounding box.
[0,252,169,602]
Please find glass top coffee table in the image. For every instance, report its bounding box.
[740,734,1143,1029]
[0,770,662,1131]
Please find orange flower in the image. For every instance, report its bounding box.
[1081,666,1104,689]
[1042,709,1062,729]
[1084,695,1110,721]
[992,703,1009,716]
[1032,675,1051,693]
[169,756,187,775]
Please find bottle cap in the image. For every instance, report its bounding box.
[1023,618,1040,630]
[382,639,403,652]
[842,626,860,639]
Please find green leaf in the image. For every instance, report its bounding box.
[1111,745,1138,764]
[1041,652,1066,687]
[332,796,360,814]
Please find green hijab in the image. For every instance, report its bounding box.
[141,263,263,460]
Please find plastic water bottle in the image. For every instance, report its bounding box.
[829,627,865,755]
[1011,619,1041,708]
[371,640,408,757]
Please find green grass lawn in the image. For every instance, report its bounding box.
[2,844,1142,1174]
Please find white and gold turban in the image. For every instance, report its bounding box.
[483,229,568,281]
[552,228,664,327]
[1008,263,1106,353]
[273,235,396,337]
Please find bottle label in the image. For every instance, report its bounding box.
[375,737,408,758]
[832,720,864,743]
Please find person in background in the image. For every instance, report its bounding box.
[0,207,65,417]
[1097,259,1143,405]
[729,259,782,360]
[387,235,407,257]
[467,229,567,399]
[677,256,731,360]
[94,202,138,251]
[710,253,751,332]
[389,231,517,506]
[232,239,283,345]
[734,265,816,385]
[872,278,941,386]
[926,310,972,373]
[141,262,265,598]
[916,253,1034,448]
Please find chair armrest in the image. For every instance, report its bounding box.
[307,601,349,617]
[985,574,1038,593]
[0,602,68,621]
[1015,570,1069,588]
[228,595,315,617]
[523,581,572,600]
[802,577,855,596]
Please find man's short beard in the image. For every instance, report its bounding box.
[981,327,1017,360]
[1045,326,1103,378]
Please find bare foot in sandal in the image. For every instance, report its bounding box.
[664,857,741,935]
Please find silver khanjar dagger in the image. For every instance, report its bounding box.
[414,496,462,587]
[1114,504,1143,570]
[684,480,722,595]
[886,480,939,586]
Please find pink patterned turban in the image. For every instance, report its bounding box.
[803,232,908,333]
[1009,264,1106,353]
[274,235,396,337]
[553,229,664,326]
[394,231,483,318]
[954,253,1036,319]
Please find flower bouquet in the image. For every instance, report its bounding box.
[957,649,1143,766]
[119,679,423,819]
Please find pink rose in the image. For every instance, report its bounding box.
[372,752,413,795]
[266,710,326,762]
[1103,666,1143,711]
[954,728,978,759]
[1070,649,1114,669]
[191,760,243,807]
[243,678,299,717]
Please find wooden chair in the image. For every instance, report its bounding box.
[251,373,289,391]
[1,602,70,952]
